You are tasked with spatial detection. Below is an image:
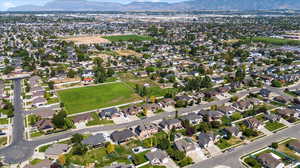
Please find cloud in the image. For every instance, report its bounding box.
[1,1,16,11]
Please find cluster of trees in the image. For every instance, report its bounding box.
[185,76,212,91]
[93,58,115,83]
[0,99,14,117]
[135,84,148,97]
[52,110,74,129]
[70,134,88,155]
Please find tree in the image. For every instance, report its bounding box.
[67,69,77,78]
[271,80,282,88]
[169,127,176,141]
[72,143,88,155]
[57,154,66,165]
[52,110,67,128]
[231,112,242,121]
[271,142,278,149]
[157,138,170,150]
[48,81,55,90]
[106,142,115,154]
[71,133,84,144]
[167,148,185,161]
[211,121,221,129]
[235,68,245,82]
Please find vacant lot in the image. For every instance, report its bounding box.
[58,82,141,114]
[102,35,154,42]
[64,36,110,45]
[116,49,143,57]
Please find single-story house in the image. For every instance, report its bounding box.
[159,119,182,131]
[111,129,135,144]
[135,123,159,139]
[257,153,284,168]
[146,149,168,165]
[180,113,203,125]
[72,113,92,127]
[198,132,218,148]
[100,108,121,119]
[287,140,300,153]
[174,138,197,154]
[82,133,106,148]
[45,144,70,159]
[243,118,263,130]
[35,119,54,132]
[223,126,242,137]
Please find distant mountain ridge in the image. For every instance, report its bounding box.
[8,0,300,11]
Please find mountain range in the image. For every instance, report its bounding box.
[8,0,300,11]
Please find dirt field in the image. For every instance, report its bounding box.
[64,36,111,45]
[116,49,143,57]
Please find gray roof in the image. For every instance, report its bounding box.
[180,113,202,121]
[45,144,69,156]
[111,129,135,143]
[32,97,47,104]
[198,133,215,146]
[146,149,168,162]
[159,118,181,128]
[174,138,196,152]
[257,153,282,168]
[82,133,106,146]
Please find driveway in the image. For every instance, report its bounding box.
[187,148,207,162]
[112,115,139,124]
[207,144,222,157]
[162,158,179,168]
[260,127,273,136]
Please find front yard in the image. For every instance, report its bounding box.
[65,145,134,167]
[216,137,243,150]
[264,121,287,132]
[57,82,141,114]
[86,112,114,126]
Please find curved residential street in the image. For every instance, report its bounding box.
[0,79,300,167]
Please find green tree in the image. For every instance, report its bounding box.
[71,133,84,144]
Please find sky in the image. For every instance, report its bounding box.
[0,0,186,11]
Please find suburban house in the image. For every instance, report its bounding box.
[277,108,299,118]
[34,119,54,132]
[217,106,236,116]
[260,89,272,98]
[45,144,70,159]
[265,114,281,122]
[197,132,218,148]
[100,108,121,119]
[121,105,142,115]
[198,110,224,122]
[273,96,289,104]
[135,123,159,139]
[159,119,182,131]
[142,103,161,113]
[180,113,203,125]
[146,149,169,165]
[35,108,56,119]
[111,129,135,144]
[72,113,92,127]
[243,118,264,130]
[287,140,300,153]
[82,133,106,148]
[223,126,242,137]
[232,100,252,111]
[174,138,197,154]
[32,97,47,107]
[159,98,176,108]
[257,153,284,168]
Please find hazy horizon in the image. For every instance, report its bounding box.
[0,0,186,11]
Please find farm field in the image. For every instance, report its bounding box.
[102,35,154,42]
[63,35,110,45]
[57,82,141,114]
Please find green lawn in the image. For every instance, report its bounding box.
[86,112,113,126]
[65,145,133,167]
[38,144,52,152]
[243,37,300,46]
[102,35,154,42]
[216,137,243,150]
[30,131,44,138]
[30,159,43,165]
[0,118,8,125]
[58,82,141,114]
[139,165,166,168]
[265,121,286,132]
[0,137,7,147]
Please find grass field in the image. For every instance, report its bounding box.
[102,35,154,42]
[243,37,300,46]
[58,82,141,114]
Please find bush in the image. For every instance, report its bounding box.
[178,157,193,167]
[244,157,261,168]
